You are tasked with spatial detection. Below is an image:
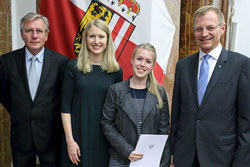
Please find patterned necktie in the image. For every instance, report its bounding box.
[29,56,38,100]
[198,54,210,105]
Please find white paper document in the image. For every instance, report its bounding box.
[129,134,168,167]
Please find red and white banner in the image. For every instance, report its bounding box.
[40,0,175,84]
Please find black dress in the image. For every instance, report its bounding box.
[61,59,123,167]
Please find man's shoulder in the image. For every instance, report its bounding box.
[44,47,68,61]
[177,52,198,65]
[227,50,249,61]
[1,48,24,62]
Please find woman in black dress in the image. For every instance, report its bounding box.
[101,43,170,167]
[60,19,123,167]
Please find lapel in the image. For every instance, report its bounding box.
[200,48,228,106]
[15,47,32,99]
[142,91,158,122]
[35,47,53,99]
[120,81,158,127]
[189,53,200,107]
[120,91,137,126]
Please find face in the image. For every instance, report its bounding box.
[86,25,108,57]
[21,18,48,55]
[131,48,155,80]
[194,10,226,54]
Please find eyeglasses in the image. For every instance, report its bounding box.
[194,23,224,32]
[23,28,46,35]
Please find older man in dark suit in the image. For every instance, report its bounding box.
[0,12,68,167]
[170,6,250,167]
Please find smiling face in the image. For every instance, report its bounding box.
[131,48,155,81]
[21,18,48,55]
[86,25,108,58]
[194,10,226,54]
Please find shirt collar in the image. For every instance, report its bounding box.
[199,43,222,61]
[25,47,45,63]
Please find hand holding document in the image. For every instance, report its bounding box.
[129,134,168,167]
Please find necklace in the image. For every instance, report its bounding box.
[132,88,141,112]
[132,88,143,129]
[131,78,144,126]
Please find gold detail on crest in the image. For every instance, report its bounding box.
[74,2,113,55]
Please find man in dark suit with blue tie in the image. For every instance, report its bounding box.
[0,12,68,167]
[170,6,250,167]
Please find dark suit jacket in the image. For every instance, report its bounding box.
[0,47,68,152]
[101,80,171,167]
[170,48,250,167]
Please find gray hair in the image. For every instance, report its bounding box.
[20,12,49,33]
[193,6,225,29]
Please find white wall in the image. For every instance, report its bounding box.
[232,0,250,57]
[11,0,36,50]
[11,0,250,58]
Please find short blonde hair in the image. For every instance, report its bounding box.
[77,19,120,73]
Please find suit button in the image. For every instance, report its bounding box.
[31,120,34,124]
[197,119,200,122]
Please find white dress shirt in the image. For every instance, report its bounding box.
[25,47,44,84]
[197,44,223,82]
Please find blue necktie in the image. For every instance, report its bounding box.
[29,56,38,100]
[198,54,210,105]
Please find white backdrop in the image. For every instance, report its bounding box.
[11,0,36,50]
[11,0,250,58]
[232,0,250,57]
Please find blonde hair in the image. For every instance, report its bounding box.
[77,19,120,73]
[132,43,163,108]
